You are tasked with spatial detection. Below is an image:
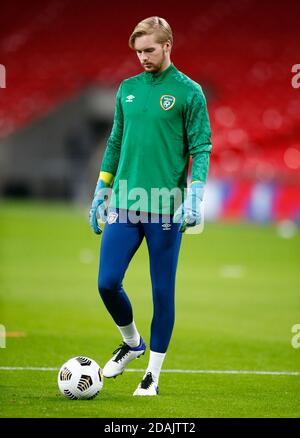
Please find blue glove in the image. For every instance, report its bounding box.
[89,180,110,234]
[173,181,205,233]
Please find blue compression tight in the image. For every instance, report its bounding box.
[98,210,182,353]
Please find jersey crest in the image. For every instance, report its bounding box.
[160,95,176,111]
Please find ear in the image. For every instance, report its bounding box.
[164,40,172,52]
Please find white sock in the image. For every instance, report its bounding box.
[146,351,166,383]
[117,321,140,348]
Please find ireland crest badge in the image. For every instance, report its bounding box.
[160,95,176,111]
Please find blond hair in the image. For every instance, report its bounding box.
[129,16,173,49]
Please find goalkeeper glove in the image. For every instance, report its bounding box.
[89,178,111,235]
[173,181,205,233]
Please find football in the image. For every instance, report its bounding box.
[57,356,103,400]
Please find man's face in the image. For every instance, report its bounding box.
[134,33,170,73]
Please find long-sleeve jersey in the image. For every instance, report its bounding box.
[101,63,212,214]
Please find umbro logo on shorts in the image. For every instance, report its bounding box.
[107,212,118,224]
[162,223,171,231]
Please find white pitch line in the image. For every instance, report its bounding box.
[0,367,299,376]
[0,367,59,371]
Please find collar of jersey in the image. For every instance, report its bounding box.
[143,63,176,84]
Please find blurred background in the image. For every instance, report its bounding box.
[0,0,299,224]
[0,0,300,418]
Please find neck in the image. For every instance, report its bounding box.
[157,58,171,73]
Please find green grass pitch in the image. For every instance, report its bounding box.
[0,201,299,418]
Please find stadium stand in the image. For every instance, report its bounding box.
[0,0,299,220]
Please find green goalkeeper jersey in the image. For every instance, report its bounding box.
[101,63,212,214]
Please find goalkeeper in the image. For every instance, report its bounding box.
[89,16,212,396]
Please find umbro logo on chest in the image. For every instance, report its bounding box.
[126,95,135,103]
